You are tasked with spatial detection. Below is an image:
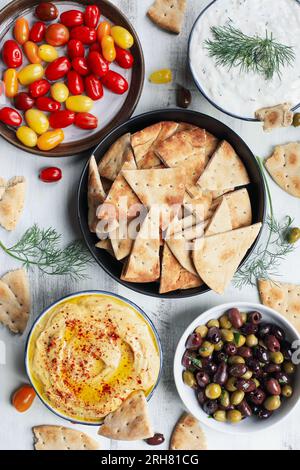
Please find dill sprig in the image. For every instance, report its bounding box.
[204,23,295,80]
[0,224,94,280]
[233,158,296,289]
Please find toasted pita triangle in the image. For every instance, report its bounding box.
[166,232,197,275]
[205,198,232,236]
[221,188,252,229]
[255,102,293,132]
[193,223,262,294]
[0,269,30,334]
[160,244,202,293]
[88,156,106,232]
[98,133,132,181]
[197,140,250,191]
[33,426,100,450]
[95,238,114,256]
[98,391,153,441]
[0,176,26,231]
[170,413,207,450]
[109,229,133,260]
[265,142,300,198]
[183,190,213,222]
[147,0,186,34]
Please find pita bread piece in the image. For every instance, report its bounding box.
[33,426,100,450]
[98,133,132,181]
[265,142,300,198]
[222,188,252,229]
[193,223,262,294]
[0,176,26,231]
[98,390,153,441]
[0,269,30,334]
[258,279,300,333]
[170,413,207,450]
[147,0,186,34]
[183,190,213,222]
[197,140,250,191]
[95,238,114,257]
[167,232,197,275]
[205,198,232,236]
[109,228,133,261]
[255,102,293,132]
[88,156,106,232]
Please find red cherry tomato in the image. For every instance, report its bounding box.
[71,57,90,76]
[29,78,50,98]
[89,42,101,53]
[35,3,58,21]
[87,51,109,78]
[101,70,128,95]
[12,385,36,412]
[45,23,69,46]
[84,5,100,29]
[67,39,84,59]
[67,70,84,95]
[36,96,61,112]
[85,74,103,100]
[115,46,134,69]
[39,166,62,182]
[0,106,22,126]
[49,110,75,128]
[29,21,46,43]
[74,112,98,129]
[2,40,22,68]
[70,26,96,44]
[45,56,71,81]
[14,92,34,111]
[60,10,84,28]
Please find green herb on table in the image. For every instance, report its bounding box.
[233,158,297,289]
[204,23,295,80]
[0,224,94,279]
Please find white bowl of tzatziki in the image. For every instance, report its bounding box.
[189,0,300,120]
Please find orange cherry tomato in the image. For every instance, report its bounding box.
[14,17,29,45]
[101,35,116,62]
[23,41,41,64]
[12,385,36,412]
[45,23,70,46]
[3,68,18,98]
[97,21,111,42]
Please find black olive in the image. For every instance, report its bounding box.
[204,361,218,376]
[257,408,273,420]
[176,85,191,109]
[281,340,293,360]
[254,346,270,363]
[246,358,261,373]
[264,378,281,396]
[146,433,165,446]
[235,378,256,393]
[224,343,237,356]
[271,325,285,342]
[274,371,291,385]
[238,346,253,358]
[197,389,206,405]
[227,308,243,328]
[215,351,228,363]
[258,323,272,338]
[186,333,202,350]
[228,363,248,377]
[265,335,280,352]
[240,323,258,335]
[237,400,252,417]
[249,388,266,405]
[213,362,228,385]
[248,311,262,324]
[196,371,210,388]
[207,327,221,344]
[202,400,218,416]
[264,363,281,374]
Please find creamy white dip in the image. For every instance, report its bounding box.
[190,0,300,118]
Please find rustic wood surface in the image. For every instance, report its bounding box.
[0,0,300,450]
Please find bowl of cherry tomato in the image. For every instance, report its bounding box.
[0,0,144,157]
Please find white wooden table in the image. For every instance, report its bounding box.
[0,0,300,450]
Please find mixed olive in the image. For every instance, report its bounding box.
[182,308,297,424]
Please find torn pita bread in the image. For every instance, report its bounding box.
[258,279,300,333]
[265,142,300,198]
[147,0,186,34]
[160,243,201,294]
[95,238,114,256]
[0,176,26,231]
[222,188,252,229]
[88,156,106,232]
[121,209,160,282]
[98,391,153,441]
[33,426,100,450]
[193,223,262,294]
[167,232,197,275]
[255,102,293,132]
[205,198,232,236]
[170,413,207,450]
[98,133,132,181]
[197,140,250,191]
[0,269,30,334]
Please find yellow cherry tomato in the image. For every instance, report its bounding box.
[97,21,111,42]
[111,26,134,49]
[3,68,18,98]
[23,41,41,64]
[101,35,116,62]
[51,82,69,103]
[16,126,38,148]
[25,109,49,135]
[66,95,93,112]
[37,129,64,151]
[14,17,29,45]
[38,44,58,63]
[18,64,44,86]
[149,68,172,84]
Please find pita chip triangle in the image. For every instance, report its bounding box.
[0,269,30,334]
[147,0,186,34]
[109,228,133,260]
[160,243,202,293]
[183,190,213,222]
[170,413,207,451]
[205,198,232,236]
[221,188,252,229]
[166,231,197,275]
[33,425,101,450]
[88,156,106,232]
[98,133,132,181]
[98,391,153,441]
[264,142,300,198]
[197,140,250,191]
[193,223,262,294]
[0,176,26,231]
[95,238,114,256]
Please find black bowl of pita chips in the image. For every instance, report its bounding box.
[77,109,266,298]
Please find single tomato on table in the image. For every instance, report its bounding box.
[12,385,36,412]
[45,23,70,46]
[45,56,71,81]
[36,96,61,112]
[84,5,100,29]
[115,46,134,69]
[101,70,128,94]
[39,167,62,182]
[70,25,96,44]
[72,57,90,76]
[35,2,58,22]
[85,74,103,100]
[67,39,84,59]
[16,126,38,147]
[74,112,98,129]
[14,92,35,111]
[23,41,41,64]
[0,107,22,126]
[29,21,46,43]
[14,17,29,45]
[3,69,18,98]
[2,40,23,68]
[60,10,84,28]
[87,51,109,78]
[18,64,44,86]
[29,79,50,98]
[37,129,64,151]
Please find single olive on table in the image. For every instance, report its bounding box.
[182,308,297,424]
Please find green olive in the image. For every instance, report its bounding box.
[242,370,253,380]
[205,383,222,400]
[226,377,237,392]
[264,395,281,411]
[246,334,258,347]
[227,410,242,423]
[253,378,260,388]
[231,390,245,406]
[214,340,224,351]
[219,314,232,329]
[195,325,208,338]
[228,355,245,365]
[293,113,300,127]
[287,227,300,244]
[234,333,246,348]
[199,341,214,358]
[213,410,227,422]
[221,329,234,342]
[282,385,293,397]
[183,370,197,388]
[270,351,284,364]
[219,389,230,408]
[283,362,296,374]
[207,319,220,328]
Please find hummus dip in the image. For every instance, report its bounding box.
[27,294,160,423]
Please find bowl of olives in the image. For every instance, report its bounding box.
[174,302,300,433]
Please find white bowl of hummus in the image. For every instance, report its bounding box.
[25,291,162,425]
[189,0,300,120]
